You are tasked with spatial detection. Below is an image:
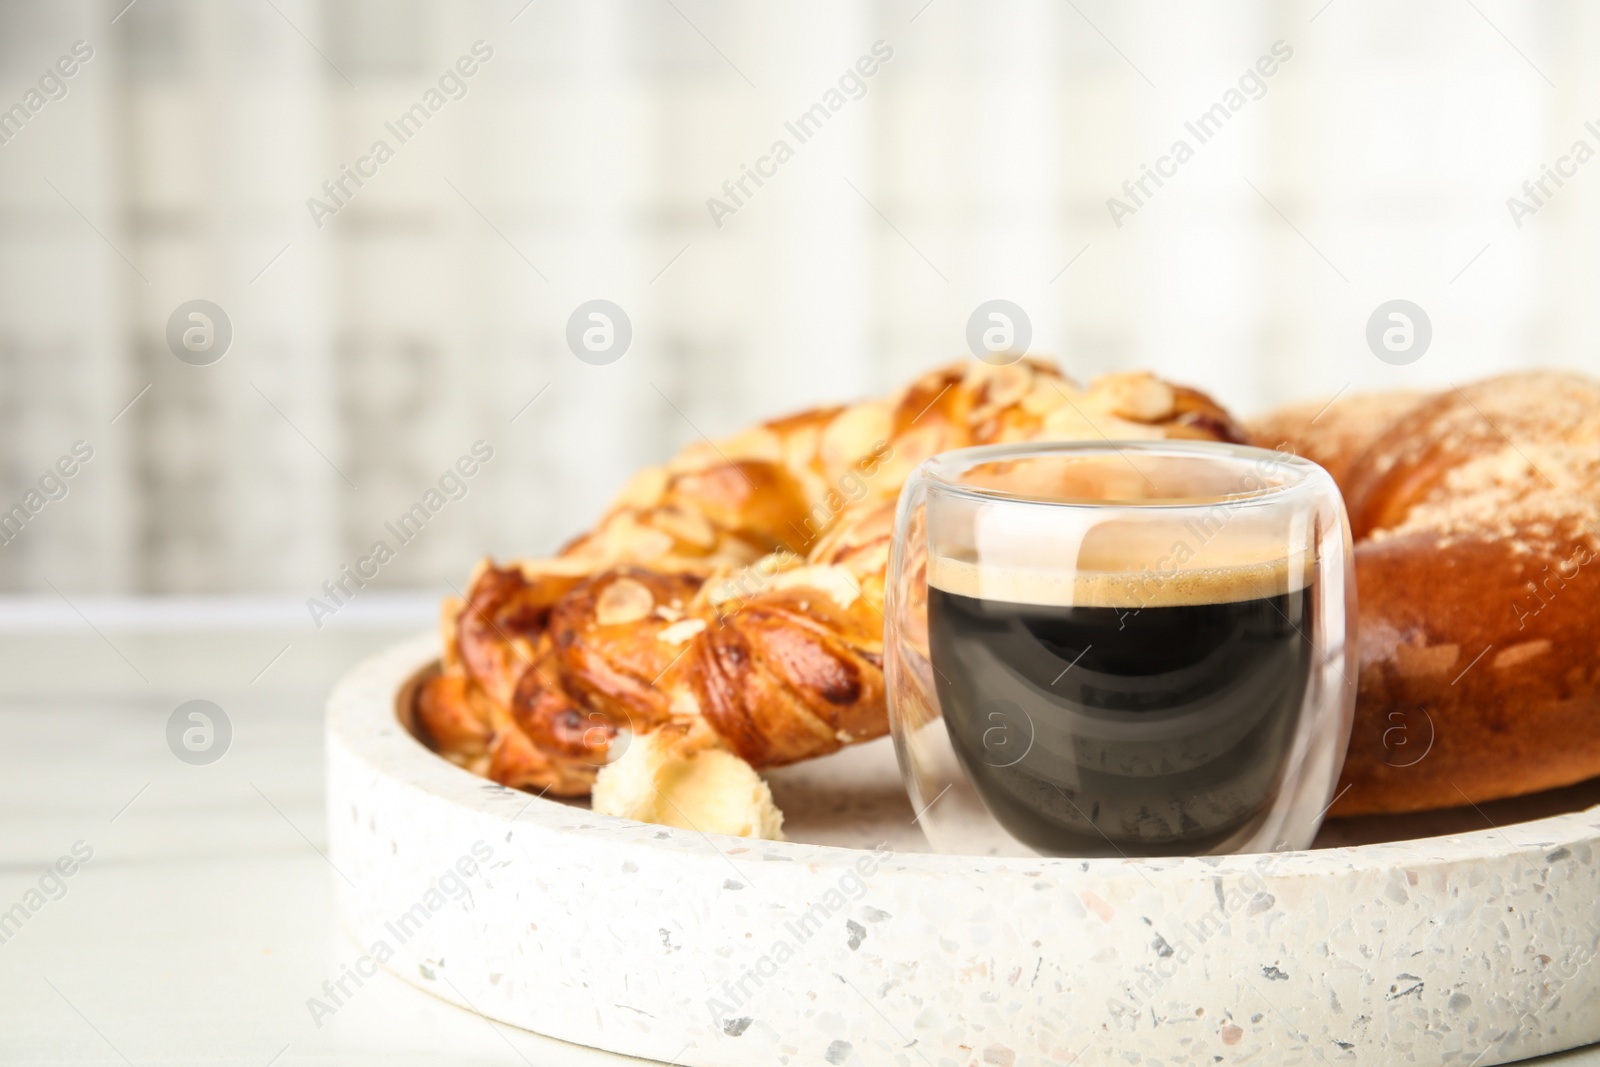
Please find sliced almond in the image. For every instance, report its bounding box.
[769,564,861,609]
[820,402,892,476]
[611,466,669,510]
[667,439,730,474]
[840,541,890,579]
[975,362,1032,415]
[650,505,717,549]
[716,426,784,464]
[1086,373,1175,423]
[595,577,656,627]
[1394,641,1460,679]
[1041,405,1166,443]
[607,516,677,562]
[657,618,708,645]
[1040,405,1101,440]
[1021,376,1072,416]
[783,423,822,476]
[705,552,801,606]
[1494,640,1552,670]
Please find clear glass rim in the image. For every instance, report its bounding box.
[918,439,1325,510]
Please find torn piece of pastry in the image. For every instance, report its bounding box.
[591,721,784,840]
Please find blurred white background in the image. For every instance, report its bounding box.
[2,0,1597,599]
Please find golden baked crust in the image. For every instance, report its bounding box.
[417,359,1244,796]
[1248,390,1428,492]
[1251,371,1600,815]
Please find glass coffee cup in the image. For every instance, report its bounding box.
[885,441,1356,858]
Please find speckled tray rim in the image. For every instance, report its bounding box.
[325,633,1600,1066]
[334,634,1600,880]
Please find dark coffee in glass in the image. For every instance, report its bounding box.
[929,555,1313,856]
[887,443,1356,858]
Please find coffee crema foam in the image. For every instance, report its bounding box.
[928,544,1312,609]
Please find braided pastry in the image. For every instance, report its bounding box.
[1251,371,1600,815]
[417,360,1244,832]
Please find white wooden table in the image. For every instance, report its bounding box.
[0,607,1596,1066]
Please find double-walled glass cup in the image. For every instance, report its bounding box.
[885,441,1356,858]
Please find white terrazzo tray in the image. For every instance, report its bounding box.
[326,634,1600,1067]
